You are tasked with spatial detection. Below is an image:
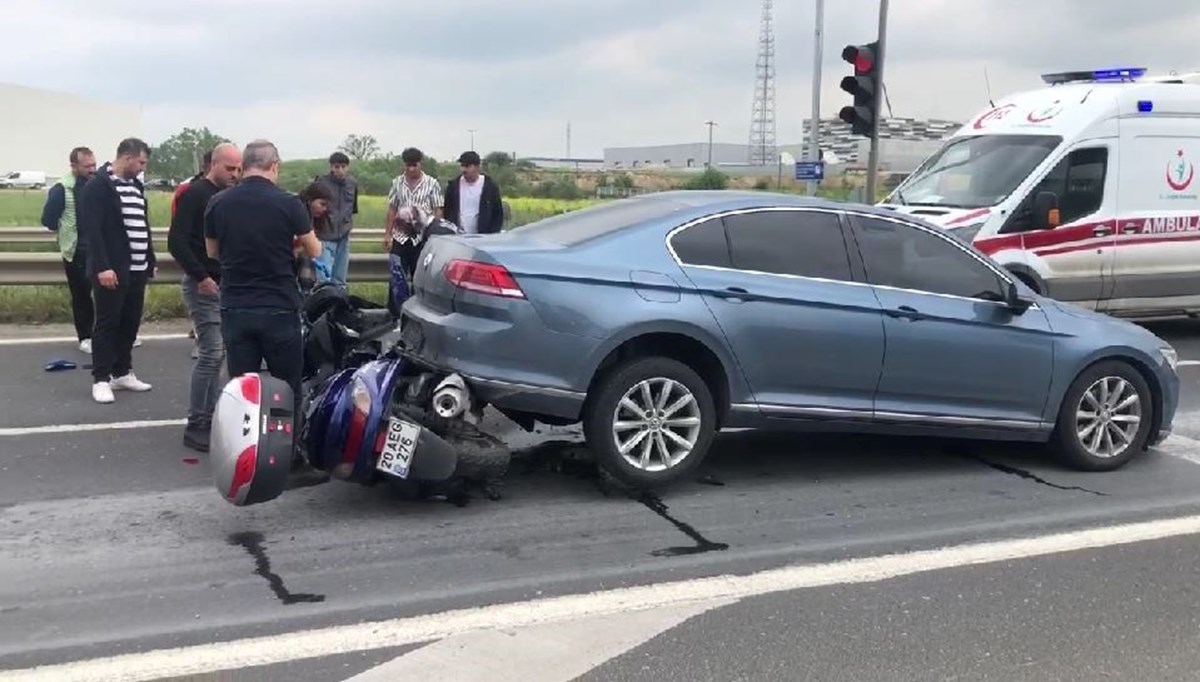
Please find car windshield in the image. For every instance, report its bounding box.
[891,134,1062,209]
[512,196,688,245]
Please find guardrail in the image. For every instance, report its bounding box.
[0,252,391,285]
[0,226,387,245]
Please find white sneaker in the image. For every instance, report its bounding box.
[79,339,92,354]
[111,373,152,392]
[92,382,115,404]
[133,338,143,348]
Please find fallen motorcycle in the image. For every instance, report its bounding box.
[211,283,510,507]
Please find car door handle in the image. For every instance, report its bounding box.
[1121,223,1139,234]
[885,305,922,320]
[719,286,749,303]
[1093,226,1112,237]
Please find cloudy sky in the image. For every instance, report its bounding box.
[4,0,1197,161]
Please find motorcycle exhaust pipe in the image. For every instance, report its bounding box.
[431,373,471,419]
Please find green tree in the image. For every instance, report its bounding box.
[684,167,728,190]
[151,127,231,181]
[483,151,513,168]
[338,134,381,161]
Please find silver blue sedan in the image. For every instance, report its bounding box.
[400,191,1180,488]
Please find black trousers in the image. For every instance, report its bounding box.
[62,251,94,342]
[92,270,147,382]
[221,308,304,412]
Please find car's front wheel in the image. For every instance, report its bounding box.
[583,357,716,489]
[1052,360,1154,471]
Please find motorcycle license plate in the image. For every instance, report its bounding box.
[377,417,422,479]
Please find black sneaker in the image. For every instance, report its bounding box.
[183,427,210,453]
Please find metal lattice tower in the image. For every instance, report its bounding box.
[748,0,777,165]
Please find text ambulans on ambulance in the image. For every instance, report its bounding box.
[881,67,1200,317]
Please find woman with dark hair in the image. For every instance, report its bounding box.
[296,181,335,289]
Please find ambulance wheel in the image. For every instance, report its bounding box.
[1010,271,1042,295]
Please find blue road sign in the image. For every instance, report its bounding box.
[795,161,825,181]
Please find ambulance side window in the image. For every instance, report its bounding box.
[1000,147,1108,234]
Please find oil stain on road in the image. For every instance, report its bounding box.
[228,531,326,605]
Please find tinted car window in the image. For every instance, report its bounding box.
[671,217,731,268]
[724,210,852,281]
[513,196,687,245]
[1000,146,1109,234]
[852,215,1005,300]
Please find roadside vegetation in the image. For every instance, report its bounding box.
[0,128,882,324]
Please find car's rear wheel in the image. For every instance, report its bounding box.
[1052,360,1153,471]
[583,356,716,489]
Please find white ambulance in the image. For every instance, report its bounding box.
[881,67,1200,318]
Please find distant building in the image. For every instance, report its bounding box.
[603,143,751,170]
[0,83,143,178]
[604,116,962,175]
[523,157,605,171]
[799,116,961,167]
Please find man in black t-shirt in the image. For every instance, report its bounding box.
[203,139,321,407]
[169,142,241,452]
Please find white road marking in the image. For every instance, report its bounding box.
[1177,360,1200,367]
[0,419,186,437]
[1154,433,1200,466]
[13,513,1200,682]
[345,600,732,682]
[0,333,189,346]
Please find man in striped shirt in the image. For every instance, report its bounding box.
[383,147,443,316]
[79,138,156,404]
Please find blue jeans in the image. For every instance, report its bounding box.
[387,253,411,318]
[319,235,351,285]
[182,276,226,430]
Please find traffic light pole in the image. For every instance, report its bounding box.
[865,0,889,202]
[806,0,824,196]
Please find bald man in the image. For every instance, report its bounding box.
[168,142,242,452]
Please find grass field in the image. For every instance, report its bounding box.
[0,189,599,229]
[0,189,600,324]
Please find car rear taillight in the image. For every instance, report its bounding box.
[444,259,525,299]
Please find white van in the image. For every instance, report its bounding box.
[0,171,47,190]
[881,67,1200,318]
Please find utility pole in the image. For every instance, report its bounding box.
[705,120,718,168]
[467,129,476,151]
[866,0,889,202]
[807,0,824,196]
[566,121,572,159]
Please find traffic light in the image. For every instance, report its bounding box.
[839,41,881,138]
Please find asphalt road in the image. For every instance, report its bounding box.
[5,319,1200,680]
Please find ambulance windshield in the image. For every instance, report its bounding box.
[893,134,1062,209]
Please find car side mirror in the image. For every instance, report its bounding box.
[1033,191,1060,229]
[1004,280,1034,314]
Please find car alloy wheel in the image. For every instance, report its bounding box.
[1053,360,1153,472]
[611,377,702,472]
[583,356,717,489]
[1074,375,1142,460]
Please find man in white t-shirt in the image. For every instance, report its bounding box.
[443,151,504,235]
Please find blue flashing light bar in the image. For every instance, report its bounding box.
[1041,67,1147,85]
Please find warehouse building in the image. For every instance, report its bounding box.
[0,83,143,180]
[604,116,961,175]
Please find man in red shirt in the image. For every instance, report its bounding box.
[171,150,213,218]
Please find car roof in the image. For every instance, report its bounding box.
[638,189,904,222]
